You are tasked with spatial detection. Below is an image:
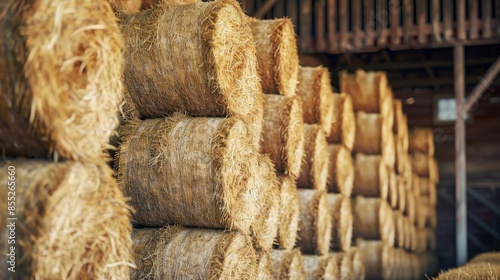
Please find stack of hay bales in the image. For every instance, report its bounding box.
[0,0,133,278]
[435,251,500,279]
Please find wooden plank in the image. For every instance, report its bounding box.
[391,0,401,45]
[287,0,298,35]
[299,0,312,52]
[273,0,285,18]
[327,0,338,52]
[339,0,348,49]
[463,56,500,113]
[482,0,492,38]
[377,0,388,46]
[443,0,453,40]
[316,0,327,52]
[469,0,479,39]
[403,0,413,44]
[417,0,427,44]
[353,0,362,48]
[457,0,466,40]
[364,0,374,47]
[431,0,441,42]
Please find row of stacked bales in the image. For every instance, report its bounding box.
[0,0,133,279]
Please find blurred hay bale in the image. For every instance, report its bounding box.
[257,250,274,280]
[394,210,405,248]
[327,144,354,196]
[132,226,257,279]
[356,239,392,280]
[347,248,365,280]
[405,187,416,225]
[352,196,395,246]
[469,252,500,265]
[270,249,306,279]
[327,93,355,150]
[0,0,122,160]
[303,255,338,280]
[387,166,398,208]
[409,128,435,156]
[353,154,389,199]
[109,0,141,13]
[328,194,353,252]
[276,175,300,250]
[331,252,354,280]
[297,124,329,191]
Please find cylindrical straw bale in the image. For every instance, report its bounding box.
[410,224,418,252]
[131,226,257,280]
[409,128,435,155]
[297,66,335,133]
[251,155,280,251]
[397,175,407,212]
[120,0,261,119]
[250,18,299,96]
[384,131,396,167]
[297,189,332,255]
[394,211,405,248]
[109,0,141,13]
[297,124,329,191]
[140,0,201,10]
[401,115,410,151]
[117,115,259,233]
[327,144,354,196]
[356,239,391,280]
[387,166,398,208]
[271,249,306,279]
[331,253,354,280]
[412,174,421,198]
[469,252,500,264]
[261,94,305,178]
[393,99,405,135]
[352,197,394,245]
[411,152,433,176]
[277,176,300,249]
[353,154,389,199]
[257,251,274,280]
[0,0,123,160]
[352,112,387,154]
[340,70,390,114]
[405,188,416,224]
[395,135,406,174]
[347,248,366,280]
[303,255,338,280]
[403,216,412,250]
[328,194,353,252]
[436,263,500,280]
[0,160,133,279]
[327,93,355,151]
[418,177,437,205]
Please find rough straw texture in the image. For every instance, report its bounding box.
[356,239,391,280]
[352,197,394,245]
[270,249,306,280]
[340,70,391,115]
[327,144,354,196]
[297,66,335,133]
[0,0,122,160]
[327,93,355,151]
[353,111,387,154]
[411,152,433,176]
[297,125,329,191]
[277,175,300,249]
[257,250,274,280]
[116,115,259,233]
[109,0,141,13]
[353,154,389,199]
[469,252,500,264]
[302,255,338,280]
[409,128,435,156]
[250,18,299,96]
[0,160,133,279]
[328,194,353,252]
[261,94,305,178]
[436,263,500,280]
[132,226,257,280]
[297,189,332,255]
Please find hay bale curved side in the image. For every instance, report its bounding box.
[116,115,259,233]
[356,239,391,280]
[353,154,389,198]
[347,248,365,280]
[0,0,122,159]
[270,249,306,279]
[468,252,500,264]
[327,93,355,150]
[276,175,300,249]
[352,196,394,244]
[328,194,353,252]
[340,70,390,114]
[409,128,435,155]
[0,160,133,279]
[327,144,354,196]
[132,226,258,280]
[297,124,329,191]
[331,252,354,280]
[303,255,338,280]
[387,166,398,208]
[435,263,500,280]
[353,111,385,154]
[256,250,274,280]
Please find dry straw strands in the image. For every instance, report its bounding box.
[297,66,335,133]
[302,255,338,280]
[250,18,299,96]
[0,160,133,279]
[469,252,500,264]
[340,70,391,115]
[141,0,201,10]
[261,94,305,178]
[117,115,259,233]
[297,189,332,255]
[353,154,389,199]
[328,194,353,252]
[347,248,365,280]
[277,175,300,249]
[436,263,500,280]
[131,227,257,280]
[327,93,355,150]
[297,124,329,191]
[270,249,306,279]
[409,128,435,155]
[356,239,392,280]
[257,251,274,280]
[327,144,354,196]
[120,0,261,119]
[352,196,395,245]
[353,112,387,154]
[0,0,122,160]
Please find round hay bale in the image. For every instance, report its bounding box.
[0,0,122,160]
[409,128,435,156]
[347,248,366,280]
[411,153,438,183]
[297,66,335,134]
[436,263,500,280]
[326,144,354,196]
[395,135,406,174]
[251,154,280,251]
[418,177,437,205]
[116,115,259,233]
[410,253,421,279]
[140,0,201,10]
[405,187,416,224]
[296,189,332,255]
[352,197,394,245]
[0,160,133,279]
[469,252,500,264]
[340,70,391,115]
[331,253,354,280]
[356,239,391,280]
[352,111,387,154]
[297,124,329,191]
[109,0,141,13]
[409,223,418,253]
[397,175,407,212]
[327,93,355,151]
[257,250,274,280]
[132,226,257,279]
[415,196,430,229]
[328,194,353,252]
[120,0,261,120]
[353,154,389,199]
[250,18,299,96]
[393,99,405,134]
[384,131,396,167]
[261,94,305,178]
[276,175,300,249]
[303,255,338,280]
[403,216,412,250]
[401,115,410,151]
[394,210,405,248]
[270,249,306,279]
[387,166,398,208]
[412,174,421,198]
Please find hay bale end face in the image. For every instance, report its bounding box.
[276,175,300,249]
[353,154,389,199]
[250,18,299,97]
[0,0,122,160]
[327,93,355,150]
[256,250,274,280]
[0,160,133,279]
[352,196,394,245]
[270,249,306,279]
[117,115,259,233]
[340,70,390,115]
[297,124,329,191]
[132,227,257,280]
[356,239,391,280]
[327,144,354,196]
[409,128,435,155]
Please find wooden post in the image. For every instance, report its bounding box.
[300,0,312,52]
[327,0,338,52]
[457,0,466,40]
[391,0,401,45]
[454,44,467,266]
[432,0,441,42]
